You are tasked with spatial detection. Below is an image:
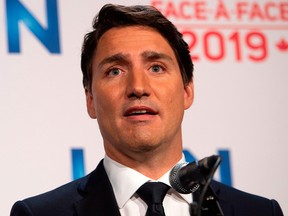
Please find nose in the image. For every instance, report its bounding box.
[125,67,151,99]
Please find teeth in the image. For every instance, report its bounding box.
[131,110,147,115]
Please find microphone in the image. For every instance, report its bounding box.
[169,155,223,216]
[169,155,220,194]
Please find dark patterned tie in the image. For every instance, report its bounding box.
[137,182,170,216]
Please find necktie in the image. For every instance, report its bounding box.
[136,182,170,216]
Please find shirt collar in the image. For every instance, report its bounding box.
[103,155,192,208]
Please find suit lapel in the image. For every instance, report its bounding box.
[210,180,234,216]
[74,160,121,216]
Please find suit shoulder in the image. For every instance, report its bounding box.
[212,180,273,202]
[26,176,85,203]
[211,181,283,216]
[11,175,89,216]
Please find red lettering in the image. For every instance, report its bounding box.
[150,0,208,20]
[204,32,225,61]
[165,1,178,18]
[182,31,199,61]
[229,32,241,61]
[180,2,193,19]
[194,2,207,20]
[265,3,277,21]
[249,3,264,20]
[235,2,288,22]
[280,2,288,21]
[179,30,268,62]
[153,0,287,22]
[215,1,230,20]
[236,2,248,20]
[246,32,267,61]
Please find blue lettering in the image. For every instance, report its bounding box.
[183,149,197,162]
[6,0,61,53]
[71,148,233,186]
[71,149,85,180]
[183,148,233,186]
[218,149,233,186]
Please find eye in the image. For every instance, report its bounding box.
[150,65,164,73]
[107,68,122,77]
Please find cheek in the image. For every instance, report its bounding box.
[166,83,185,103]
[93,88,120,116]
[170,88,186,115]
[159,87,185,119]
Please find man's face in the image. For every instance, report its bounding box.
[86,26,193,160]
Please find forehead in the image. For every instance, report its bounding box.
[93,26,177,64]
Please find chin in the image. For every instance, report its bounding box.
[130,141,162,153]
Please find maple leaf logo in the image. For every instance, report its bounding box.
[276,39,288,52]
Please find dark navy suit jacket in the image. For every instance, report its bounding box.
[10,160,283,216]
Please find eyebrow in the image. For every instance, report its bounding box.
[97,50,174,70]
[141,51,174,63]
[97,53,130,70]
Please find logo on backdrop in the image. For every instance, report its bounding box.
[151,0,288,62]
[71,148,233,186]
[5,0,61,53]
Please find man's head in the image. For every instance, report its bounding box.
[81,4,193,92]
[81,4,194,173]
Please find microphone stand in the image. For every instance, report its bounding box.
[189,156,224,216]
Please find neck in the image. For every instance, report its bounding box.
[132,153,182,180]
[105,142,183,180]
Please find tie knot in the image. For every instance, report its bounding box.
[137,182,170,205]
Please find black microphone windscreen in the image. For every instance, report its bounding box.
[169,162,201,194]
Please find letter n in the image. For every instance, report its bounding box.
[6,0,61,53]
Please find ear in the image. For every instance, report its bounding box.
[183,81,194,110]
[85,88,97,119]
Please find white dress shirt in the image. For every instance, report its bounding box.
[103,155,192,216]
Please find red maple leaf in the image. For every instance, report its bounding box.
[276,39,288,51]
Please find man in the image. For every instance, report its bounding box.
[11,4,283,216]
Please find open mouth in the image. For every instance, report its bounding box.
[124,107,158,117]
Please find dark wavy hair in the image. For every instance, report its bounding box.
[81,4,193,91]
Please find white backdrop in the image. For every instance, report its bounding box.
[1,0,287,215]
